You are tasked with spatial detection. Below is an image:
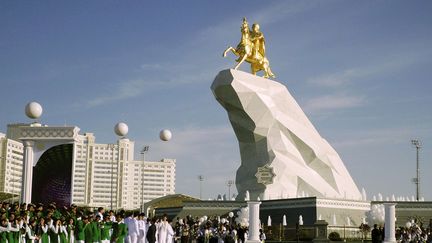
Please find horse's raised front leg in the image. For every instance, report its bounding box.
[223,47,237,57]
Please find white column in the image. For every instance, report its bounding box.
[383,203,397,243]
[21,140,35,204]
[246,201,261,243]
[70,142,77,204]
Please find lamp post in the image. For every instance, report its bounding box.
[411,139,421,201]
[140,146,149,213]
[198,175,204,199]
[227,180,234,200]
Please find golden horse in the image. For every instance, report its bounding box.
[223,19,275,78]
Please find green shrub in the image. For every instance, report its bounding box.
[328,232,342,241]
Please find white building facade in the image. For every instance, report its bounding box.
[0,133,23,201]
[122,158,176,210]
[0,124,175,210]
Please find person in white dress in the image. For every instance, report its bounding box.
[125,212,139,243]
[157,215,170,243]
[26,219,39,243]
[137,213,147,243]
[166,219,175,243]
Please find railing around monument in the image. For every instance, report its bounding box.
[263,225,314,242]
[263,224,366,242]
[327,225,365,241]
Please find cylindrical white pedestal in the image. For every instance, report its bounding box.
[246,201,262,243]
[21,141,34,204]
[383,203,397,243]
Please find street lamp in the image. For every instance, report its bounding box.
[140,146,149,213]
[198,175,204,199]
[227,180,234,200]
[411,139,422,201]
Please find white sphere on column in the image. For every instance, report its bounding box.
[25,102,43,119]
[114,122,129,137]
[159,129,172,141]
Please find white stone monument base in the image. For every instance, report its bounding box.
[211,69,362,201]
[245,240,261,243]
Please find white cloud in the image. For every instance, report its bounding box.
[331,127,431,149]
[253,1,325,25]
[303,94,366,112]
[140,63,164,70]
[307,51,426,87]
[303,50,431,112]
[307,68,364,87]
[80,63,221,109]
[85,79,147,108]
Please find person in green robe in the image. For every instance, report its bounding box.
[25,219,39,243]
[27,204,36,219]
[59,219,68,243]
[38,217,50,243]
[112,214,128,243]
[84,215,94,243]
[90,215,101,243]
[0,218,8,243]
[49,218,61,243]
[67,218,75,243]
[75,213,86,243]
[6,215,20,243]
[100,214,113,243]
[11,217,22,243]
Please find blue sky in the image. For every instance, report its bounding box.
[1,1,431,201]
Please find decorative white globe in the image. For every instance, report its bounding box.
[25,102,43,119]
[114,122,129,137]
[159,129,172,141]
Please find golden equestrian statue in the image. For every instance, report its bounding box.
[223,18,275,78]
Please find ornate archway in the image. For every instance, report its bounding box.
[32,144,73,206]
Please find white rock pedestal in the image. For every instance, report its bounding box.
[211,69,362,201]
[246,201,262,243]
[383,203,397,243]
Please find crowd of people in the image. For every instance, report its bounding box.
[371,223,432,243]
[396,224,431,243]
[0,201,260,243]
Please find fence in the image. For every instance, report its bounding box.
[262,224,368,242]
